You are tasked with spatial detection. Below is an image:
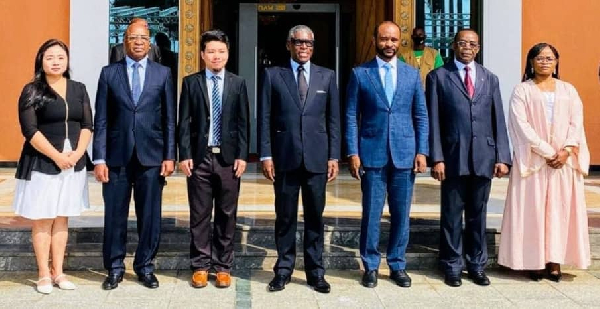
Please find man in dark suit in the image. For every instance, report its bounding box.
[109,18,161,64]
[346,21,429,289]
[178,30,250,289]
[93,19,176,290]
[426,29,511,287]
[258,25,341,293]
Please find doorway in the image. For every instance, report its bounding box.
[238,3,340,153]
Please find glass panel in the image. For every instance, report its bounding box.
[416,0,481,62]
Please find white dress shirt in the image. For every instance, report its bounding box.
[376,56,397,91]
[454,58,477,87]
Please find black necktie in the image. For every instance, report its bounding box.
[297,65,308,104]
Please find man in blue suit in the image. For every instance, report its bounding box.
[426,29,511,287]
[258,25,340,293]
[346,21,429,288]
[93,19,176,290]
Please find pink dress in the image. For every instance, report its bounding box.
[498,79,591,270]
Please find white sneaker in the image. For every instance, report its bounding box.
[36,277,53,294]
[53,274,77,290]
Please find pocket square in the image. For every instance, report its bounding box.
[316,90,327,94]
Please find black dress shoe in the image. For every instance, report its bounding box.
[390,270,411,287]
[138,273,159,289]
[268,274,291,292]
[468,270,490,286]
[361,270,378,288]
[444,273,462,287]
[307,276,331,293]
[102,272,123,290]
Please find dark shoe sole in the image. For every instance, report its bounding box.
[361,281,377,288]
[268,285,285,292]
[102,276,123,290]
[444,280,462,287]
[191,282,208,288]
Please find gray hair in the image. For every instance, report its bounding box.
[287,25,314,41]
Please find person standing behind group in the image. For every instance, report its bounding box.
[178,30,250,289]
[426,29,511,287]
[399,27,444,88]
[93,18,176,290]
[498,43,590,281]
[13,39,93,294]
[258,24,340,293]
[346,21,428,288]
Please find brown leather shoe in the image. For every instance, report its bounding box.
[191,270,208,288]
[215,272,231,288]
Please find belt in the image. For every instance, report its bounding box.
[207,146,221,154]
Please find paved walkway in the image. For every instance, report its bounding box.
[2,269,600,308]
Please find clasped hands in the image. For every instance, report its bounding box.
[546,147,576,169]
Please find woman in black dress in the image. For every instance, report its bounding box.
[13,39,93,294]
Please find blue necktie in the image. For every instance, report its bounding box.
[383,62,394,105]
[131,62,141,105]
[211,75,222,146]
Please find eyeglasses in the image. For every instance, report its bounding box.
[126,35,150,42]
[290,38,314,48]
[534,56,556,63]
[456,40,480,48]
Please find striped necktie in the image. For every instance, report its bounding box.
[211,75,222,146]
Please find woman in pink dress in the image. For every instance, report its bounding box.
[498,43,590,282]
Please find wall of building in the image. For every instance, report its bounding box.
[0,0,70,161]
[522,0,600,164]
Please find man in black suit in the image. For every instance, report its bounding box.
[109,18,161,64]
[258,25,340,293]
[93,19,176,290]
[426,29,511,287]
[178,30,250,289]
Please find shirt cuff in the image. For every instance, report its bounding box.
[93,159,106,165]
[260,157,272,161]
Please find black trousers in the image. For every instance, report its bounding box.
[188,151,240,272]
[102,154,164,275]
[273,165,327,278]
[439,175,491,274]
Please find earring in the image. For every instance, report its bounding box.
[531,67,534,74]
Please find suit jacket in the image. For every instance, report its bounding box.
[178,70,250,165]
[258,63,341,173]
[109,43,161,64]
[345,58,429,168]
[93,59,176,167]
[426,61,511,179]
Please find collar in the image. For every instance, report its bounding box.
[205,68,226,80]
[125,56,148,68]
[290,59,311,72]
[376,55,398,69]
[454,58,476,72]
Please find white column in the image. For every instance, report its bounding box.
[70,0,109,108]
[482,0,522,114]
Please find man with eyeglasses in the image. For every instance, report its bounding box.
[109,18,161,64]
[426,29,511,287]
[94,18,176,290]
[258,24,340,293]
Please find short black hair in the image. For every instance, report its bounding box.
[200,29,229,51]
[373,21,400,38]
[453,28,478,42]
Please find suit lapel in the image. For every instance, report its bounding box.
[280,67,303,110]
[472,63,486,103]
[222,72,232,110]
[390,64,406,107]
[448,62,470,100]
[303,63,322,111]
[195,70,210,111]
[136,60,153,107]
[365,59,388,107]
[117,60,135,108]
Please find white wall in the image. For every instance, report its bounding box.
[482,0,522,114]
[70,0,109,109]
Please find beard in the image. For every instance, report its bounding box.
[375,45,397,60]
